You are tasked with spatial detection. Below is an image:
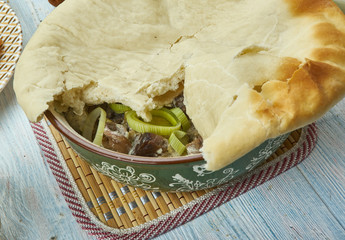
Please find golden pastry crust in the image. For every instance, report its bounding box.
[14,0,345,170]
[201,0,345,170]
[287,0,339,16]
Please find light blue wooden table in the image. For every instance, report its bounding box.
[1,0,345,239]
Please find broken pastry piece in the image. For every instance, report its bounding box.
[14,0,345,170]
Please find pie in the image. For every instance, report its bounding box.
[14,0,345,170]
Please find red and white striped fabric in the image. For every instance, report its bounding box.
[30,121,317,240]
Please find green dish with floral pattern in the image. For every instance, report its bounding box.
[45,110,288,192]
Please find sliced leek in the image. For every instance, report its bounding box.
[125,108,181,136]
[149,116,172,126]
[82,107,107,146]
[173,130,189,144]
[109,103,131,113]
[169,130,187,155]
[170,107,191,131]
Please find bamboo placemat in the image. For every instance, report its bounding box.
[48,121,300,228]
[30,119,317,240]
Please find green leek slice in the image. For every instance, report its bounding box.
[82,107,107,146]
[149,116,172,126]
[109,103,132,114]
[169,130,188,155]
[125,108,181,136]
[170,107,191,131]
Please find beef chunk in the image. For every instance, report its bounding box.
[131,133,168,157]
[186,135,203,154]
[172,94,186,113]
[106,108,125,124]
[104,121,128,135]
[102,124,131,154]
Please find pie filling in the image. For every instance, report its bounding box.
[64,94,203,157]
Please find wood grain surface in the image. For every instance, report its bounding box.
[0,0,345,239]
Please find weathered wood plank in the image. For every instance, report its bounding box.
[0,0,95,239]
[297,101,345,229]
[154,166,345,240]
[8,0,41,45]
[0,88,95,239]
